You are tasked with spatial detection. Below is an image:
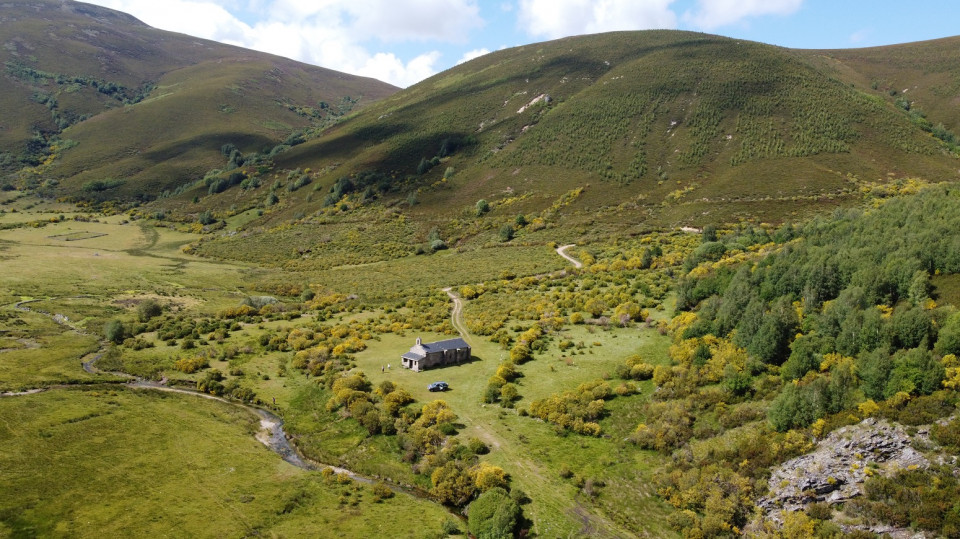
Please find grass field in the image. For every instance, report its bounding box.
[6,12,960,537]
[0,309,102,391]
[0,388,454,538]
[346,317,678,536]
[0,196,687,537]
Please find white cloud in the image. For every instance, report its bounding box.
[456,48,490,65]
[348,0,482,43]
[517,0,677,39]
[685,0,803,30]
[357,51,443,87]
[849,28,870,44]
[80,0,483,87]
[83,0,241,41]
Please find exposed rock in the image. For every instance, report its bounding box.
[761,418,929,514]
[517,93,550,114]
[759,417,938,537]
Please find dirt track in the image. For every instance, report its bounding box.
[556,244,583,268]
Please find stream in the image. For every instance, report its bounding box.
[4,299,371,482]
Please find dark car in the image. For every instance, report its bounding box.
[428,381,449,392]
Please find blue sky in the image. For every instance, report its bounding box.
[83,0,960,87]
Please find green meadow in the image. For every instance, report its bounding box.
[0,195,685,537]
[0,388,453,538]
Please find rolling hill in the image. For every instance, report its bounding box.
[282,30,958,216]
[0,0,397,196]
[6,10,960,537]
[3,3,960,264]
[183,31,960,267]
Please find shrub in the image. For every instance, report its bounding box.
[440,520,461,535]
[196,369,225,395]
[416,157,431,175]
[499,384,519,406]
[104,319,125,344]
[431,461,476,506]
[136,299,162,322]
[174,356,208,374]
[467,438,489,455]
[528,380,611,435]
[197,210,215,225]
[475,199,490,216]
[122,337,153,350]
[482,383,501,403]
[472,462,508,492]
[371,481,394,499]
[498,224,514,242]
[467,487,520,539]
[619,354,654,380]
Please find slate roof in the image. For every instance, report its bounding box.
[423,338,470,352]
[402,337,470,360]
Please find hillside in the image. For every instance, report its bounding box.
[165,31,960,269]
[0,0,397,196]
[802,35,960,133]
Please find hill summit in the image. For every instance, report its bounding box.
[0,0,397,196]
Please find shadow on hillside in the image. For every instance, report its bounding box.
[390,35,717,115]
[277,121,411,169]
[278,38,721,175]
[141,131,276,164]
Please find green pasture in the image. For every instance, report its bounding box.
[0,199,687,536]
[347,318,677,536]
[0,218,254,310]
[0,388,453,538]
[0,309,102,391]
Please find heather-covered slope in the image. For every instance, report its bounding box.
[184,30,960,268]
[0,0,397,195]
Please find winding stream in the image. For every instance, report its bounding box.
[4,299,372,482]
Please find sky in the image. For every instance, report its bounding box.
[82,0,960,88]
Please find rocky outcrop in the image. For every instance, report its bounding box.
[760,418,929,513]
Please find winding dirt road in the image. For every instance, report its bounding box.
[442,287,470,344]
[556,244,583,268]
[436,249,630,537]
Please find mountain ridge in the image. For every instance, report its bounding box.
[0,0,398,195]
[3,3,959,242]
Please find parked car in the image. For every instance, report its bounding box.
[428,381,449,392]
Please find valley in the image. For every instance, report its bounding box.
[0,194,681,537]
[3,1,960,538]
[5,176,960,538]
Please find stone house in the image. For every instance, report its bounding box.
[400,337,471,372]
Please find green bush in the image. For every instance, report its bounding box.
[104,319,125,344]
[136,299,162,322]
[467,487,520,539]
[475,199,490,216]
[498,224,514,242]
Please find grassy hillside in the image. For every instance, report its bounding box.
[5,19,960,538]
[158,31,960,270]
[0,0,397,195]
[275,30,957,196]
[803,35,960,134]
